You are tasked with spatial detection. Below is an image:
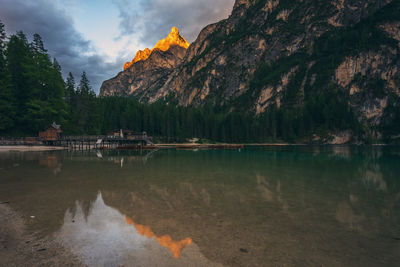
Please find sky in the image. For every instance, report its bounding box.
[0,0,234,93]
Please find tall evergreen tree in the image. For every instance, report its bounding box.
[63,72,80,134]
[77,71,93,96]
[31,33,46,53]
[6,31,35,133]
[76,71,99,134]
[53,58,61,73]
[0,20,15,132]
[65,72,75,104]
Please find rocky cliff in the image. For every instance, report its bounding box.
[100,27,189,98]
[100,0,400,142]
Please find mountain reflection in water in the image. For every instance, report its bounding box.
[56,193,217,267]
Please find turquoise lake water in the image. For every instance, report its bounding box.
[0,146,399,266]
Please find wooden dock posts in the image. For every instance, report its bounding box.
[58,133,153,151]
[65,138,93,150]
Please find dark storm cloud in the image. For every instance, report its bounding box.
[0,0,122,93]
[113,0,235,47]
[0,0,235,92]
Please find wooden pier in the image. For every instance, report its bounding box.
[1,135,245,151]
[0,132,154,151]
[58,132,154,150]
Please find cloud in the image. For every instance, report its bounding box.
[0,0,122,93]
[0,0,235,93]
[113,0,234,47]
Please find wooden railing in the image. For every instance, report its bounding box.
[0,133,153,148]
[61,134,149,141]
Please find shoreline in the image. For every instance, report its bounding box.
[0,146,67,152]
[0,204,83,266]
[155,143,294,146]
[0,143,394,152]
[152,143,395,147]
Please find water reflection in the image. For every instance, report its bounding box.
[1,146,399,266]
[125,216,192,259]
[95,150,156,167]
[256,174,274,201]
[335,201,365,230]
[57,193,219,266]
[39,154,62,174]
[364,168,387,191]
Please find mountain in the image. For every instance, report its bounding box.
[123,48,151,70]
[100,27,189,98]
[100,0,400,143]
[122,27,190,71]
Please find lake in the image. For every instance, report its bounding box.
[0,146,399,266]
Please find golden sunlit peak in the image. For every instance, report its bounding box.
[123,26,190,70]
[133,48,152,64]
[154,26,190,51]
[170,26,179,35]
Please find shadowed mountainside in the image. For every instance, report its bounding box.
[100,0,400,143]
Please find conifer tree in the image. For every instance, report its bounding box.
[32,33,47,53]
[6,31,35,133]
[0,20,15,132]
[65,72,75,104]
[77,71,93,96]
[76,71,99,134]
[53,58,61,73]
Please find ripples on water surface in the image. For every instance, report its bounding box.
[0,146,399,266]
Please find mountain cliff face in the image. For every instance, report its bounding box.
[100,27,189,97]
[100,0,400,142]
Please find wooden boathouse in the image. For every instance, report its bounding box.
[39,122,63,142]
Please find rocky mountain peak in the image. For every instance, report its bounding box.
[123,27,189,70]
[154,26,190,51]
